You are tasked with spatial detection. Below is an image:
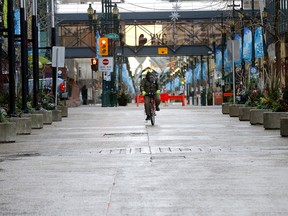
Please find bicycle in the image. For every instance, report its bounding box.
[146,92,156,125]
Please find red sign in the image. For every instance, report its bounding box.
[103,59,109,65]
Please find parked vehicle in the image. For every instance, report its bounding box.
[28,78,68,100]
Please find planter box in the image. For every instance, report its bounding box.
[222,103,231,114]
[30,113,44,129]
[229,104,245,117]
[250,109,271,125]
[52,110,62,122]
[239,107,252,121]
[263,112,288,129]
[10,117,32,135]
[0,122,16,143]
[57,106,68,117]
[25,112,44,129]
[34,110,53,125]
[280,117,288,137]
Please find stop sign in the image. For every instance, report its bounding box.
[99,57,113,72]
[103,59,109,65]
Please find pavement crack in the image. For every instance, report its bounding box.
[105,170,118,216]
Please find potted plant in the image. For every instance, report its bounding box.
[259,74,288,129]
[118,91,130,106]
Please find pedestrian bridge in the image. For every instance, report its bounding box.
[56,9,255,58]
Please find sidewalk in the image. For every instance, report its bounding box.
[1,104,288,216]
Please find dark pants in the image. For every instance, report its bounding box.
[144,94,160,116]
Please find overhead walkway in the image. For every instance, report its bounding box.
[56,9,256,58]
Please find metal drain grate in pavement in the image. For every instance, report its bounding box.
[97,147,210,154]
[96,146,288,155]
[103,132,147,137]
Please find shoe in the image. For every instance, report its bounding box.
[156,106,160,111]
[145,115,151,120]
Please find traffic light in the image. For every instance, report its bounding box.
[99,37,108,56]
[91,58,98,71]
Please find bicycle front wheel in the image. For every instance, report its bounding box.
[150,114,155,125]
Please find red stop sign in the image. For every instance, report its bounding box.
[103,59,109,65]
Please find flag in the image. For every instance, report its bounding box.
[215,48,222,71]
[254,27,264,58]
[243,27,252,63]
[185,68,192,84]
[96,31,101,59]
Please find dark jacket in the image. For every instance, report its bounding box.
[140,73,159,93]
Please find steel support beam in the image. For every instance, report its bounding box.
[64,45,212,58]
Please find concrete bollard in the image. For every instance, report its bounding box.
[10,117,32,135]
[263,112,288,129]
[250,109,271,125]
[280,117,288,137]
[222,103,230,114]
[229,104,245,117]
[239,107,252,121]
[0,122,16,143]
[57,106,68,117]
[34,110,53,125]
[52,110,62,122]
[30,113,44,129]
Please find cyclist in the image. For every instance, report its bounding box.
[140,69,161,120]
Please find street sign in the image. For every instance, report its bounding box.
[227,40,240,61]
[158,47,168,55]
[105,33,119,39]
[99,57,114,72]
[52,46,65,67]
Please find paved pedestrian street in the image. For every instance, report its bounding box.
[1,105,288,216]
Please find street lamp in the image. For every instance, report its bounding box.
[87,2,121,107]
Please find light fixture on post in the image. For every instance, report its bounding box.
[87,4,94,32]
[238,8,246,86]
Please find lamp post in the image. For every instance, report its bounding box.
[32,0,40,109]
[221,12,227,102]
[0,2,4,93]
[87,2,120,107]
[20,0,29,113]
[87,5,98,105]
[7,0,16,116]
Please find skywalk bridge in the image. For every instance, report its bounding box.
[55,9,257,58]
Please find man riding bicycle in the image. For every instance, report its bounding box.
[140,69,161,120]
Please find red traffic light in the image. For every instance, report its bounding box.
[91,58,97,65]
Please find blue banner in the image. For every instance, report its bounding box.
[201,62,208,80]
[96,31,101,59]
[185,68,192,84]
[254,27,264,58]
[215,48,222,71]
[14,9,20,35]
[165,82,171,92]
[194,62,201,80]
[224,48,232,73]
[243,27,252,63]
[174,76,180,89]
[234,33,242,67]
[121,64,135,94]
